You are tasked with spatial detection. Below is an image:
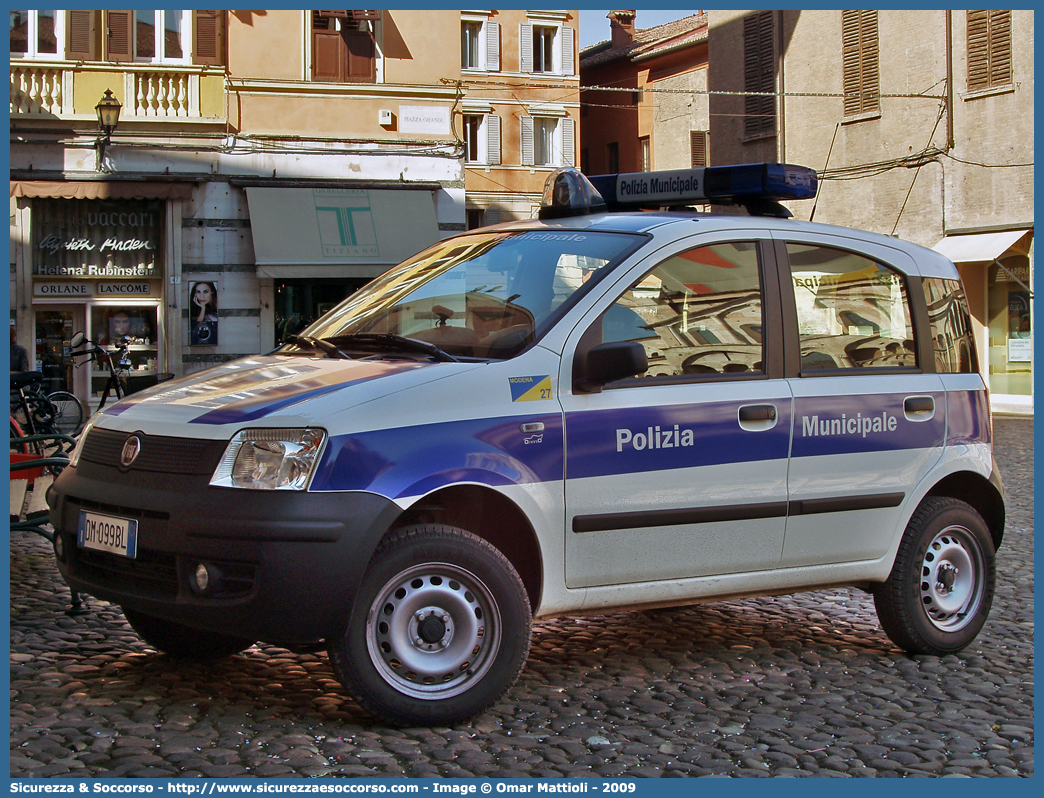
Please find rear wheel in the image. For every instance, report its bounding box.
[328,525,532,726]
[123,608,255,660]
[873,497,995,655]
[46,391,84,436]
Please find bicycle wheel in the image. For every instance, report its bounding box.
[46,391,84,436]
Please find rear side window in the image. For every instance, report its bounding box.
[924,277,978,373]
[600,241,765,379]
[788,243,916,373]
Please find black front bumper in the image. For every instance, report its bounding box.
[50,459,401,645]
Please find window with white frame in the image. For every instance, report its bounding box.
[461,15,499,72]
[463,112,501,165]
[464,115,484,163]
[135,10,191,62]
[520,20,574,75]
[521,115,575,168]
[10,9,62,58]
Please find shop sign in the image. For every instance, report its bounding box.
[1008,338,1032,362]
[34,282,90,296]
[98,282,152,296]
[32,198,162,278]
[399,105,450,135]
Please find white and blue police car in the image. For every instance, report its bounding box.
[50,163,1004,726]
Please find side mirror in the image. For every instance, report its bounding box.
[70,332,85,348]
[574,341,648,393]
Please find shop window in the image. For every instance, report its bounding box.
[89,305,160,400]
[598,242,765,380]
[275,278,370,347]
[312,10,377,83]
[788,243,916,372]
[10,9,60,58]
[987,258,1032,396]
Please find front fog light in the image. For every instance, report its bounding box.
[192,563,211,593]
[210,428,327,490]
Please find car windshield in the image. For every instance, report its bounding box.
[286,229,642,360]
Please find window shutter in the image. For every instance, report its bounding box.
[521,116,534,166]
[967,10,1012,91]
[486,114,501,165]
[193,10,225,66]
[988,10,1012,87]
[842,10,879,115]
[105,10,132,62]
[520,23,533,72]
[560,25,574,75]
[561,117,575,166]
[313,29,343,82]
[66,10,97,60]
[486,208,501,225]
[345,30,376,82]
[743,11,775,136]
[690,130,708,168]
[485,20,499,71]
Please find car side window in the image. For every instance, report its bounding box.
[788,243,916,372]
[600,241,765,379]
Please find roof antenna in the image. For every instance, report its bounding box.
[809,121,839,222]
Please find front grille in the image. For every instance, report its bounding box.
[81,428,219,475]
[72,544,180,597]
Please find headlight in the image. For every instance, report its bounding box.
[210,428,327,490]
[67,416,99,468]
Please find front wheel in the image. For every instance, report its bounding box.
[873,497,995,655]
[328,525,532,726]
[123,608,255,660]
[46,391,84,436]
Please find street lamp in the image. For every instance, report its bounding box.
[94,89,122,169]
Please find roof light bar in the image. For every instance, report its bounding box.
[538,164,818,220]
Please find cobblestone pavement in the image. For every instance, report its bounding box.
[11,418,1033,778]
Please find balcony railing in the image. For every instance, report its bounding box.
[11,61,215,121]
[10,65,64,115]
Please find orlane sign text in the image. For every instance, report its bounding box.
[32,198,162,278]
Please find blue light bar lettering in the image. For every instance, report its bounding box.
[617,169,708,203]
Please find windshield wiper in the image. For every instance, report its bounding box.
[337,333,460,363]
[285,334,351,360]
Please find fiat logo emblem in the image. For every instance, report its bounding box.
[120,436,142,468]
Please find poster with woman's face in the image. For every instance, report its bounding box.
[189,281,218,346]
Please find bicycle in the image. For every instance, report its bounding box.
[10,371,84,439]
[68,331,128,410]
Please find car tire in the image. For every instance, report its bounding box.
[328,524,532,726]
[122,608,255,660]
[873,497,995,655]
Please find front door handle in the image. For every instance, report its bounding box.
[739,404,777,423]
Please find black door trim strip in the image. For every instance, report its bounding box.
[572,492,905,533]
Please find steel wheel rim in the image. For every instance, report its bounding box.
[920,524,985,632]
[366,562,501,700]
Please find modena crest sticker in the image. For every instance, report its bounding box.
[510,375,553,402]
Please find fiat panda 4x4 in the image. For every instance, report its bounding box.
[50,164,1004,726]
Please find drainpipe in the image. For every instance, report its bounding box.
[777,10,786,162]
[945,10,954,150]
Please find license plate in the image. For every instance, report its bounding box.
[77,511,138,558]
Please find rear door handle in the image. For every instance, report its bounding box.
[739,404,777,423]
[904,396,934,415]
